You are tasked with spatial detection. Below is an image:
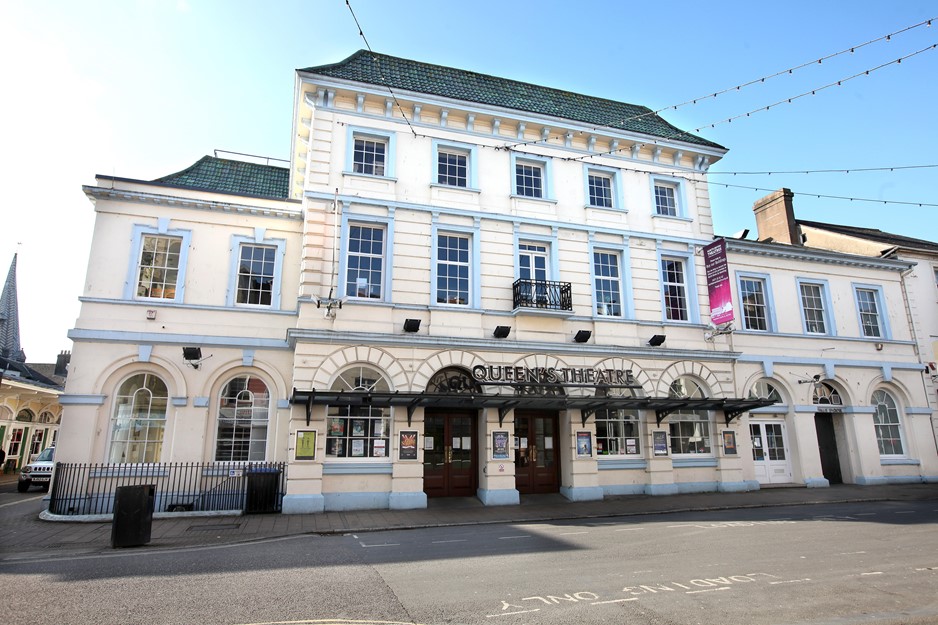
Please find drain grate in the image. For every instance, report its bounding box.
[187,523,241,532]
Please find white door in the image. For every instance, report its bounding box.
[750,420,792,484]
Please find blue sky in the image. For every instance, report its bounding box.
[2,0,936,361]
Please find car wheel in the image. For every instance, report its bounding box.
[17,481,30,493]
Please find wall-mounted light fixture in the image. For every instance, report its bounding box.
[403,319,421,333]
[493,326,511,339]
[182,347,207,370]
[648,334,666,347]
[573,330,592,343]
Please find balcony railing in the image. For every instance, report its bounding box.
[513,279,573,312]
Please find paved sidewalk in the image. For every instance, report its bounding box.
[2,480,936,562]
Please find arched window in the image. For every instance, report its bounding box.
[326,366,390,458]
[215,375,270,462]
[38,411,56,424]
[668,377,712,455]
[16,409,35,422]
[108,373,168,463]
[812,383,842,406]
[872,390,904,456]
[748,380,783,403]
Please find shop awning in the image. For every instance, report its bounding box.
[290,388,776,427]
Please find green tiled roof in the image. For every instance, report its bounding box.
[154,156,289,199]
[302,50,724,150]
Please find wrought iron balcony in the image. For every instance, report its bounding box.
[512,279,573,312]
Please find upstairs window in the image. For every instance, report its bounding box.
[236,244,276,306]
[137,235,182,300]
[739,277,769,331]
[654,183,678,216]
[353,137,387,176]
[346,224,385,299]
[588,173,614,208]
[799,282,829,334]
[855,287,885,338]
[436,234,470,305]
[437,149,468,187]
[661,257,689,321]
[593,251,623,316]
[515,161,544,198]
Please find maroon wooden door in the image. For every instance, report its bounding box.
[514,411,560,494]
[423,410,477,498]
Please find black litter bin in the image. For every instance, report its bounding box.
[244,468,281,514]
[111,484,155,548]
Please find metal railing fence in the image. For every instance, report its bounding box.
[49,462,286,516]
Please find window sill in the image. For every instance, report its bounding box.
[342,171,398,182]
[652,213,693,223]
[880,457,919,466]
[510,194,557,204]
[430,183,481,194]
[585,204,625,212]
[672,457,717,468]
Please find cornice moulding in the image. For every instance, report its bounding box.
[83,185,303,221]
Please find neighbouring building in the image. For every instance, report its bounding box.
[1,255,65,472]
[56,52,937,515]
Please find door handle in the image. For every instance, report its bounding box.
[445,446,452,464]
[530,446,537,463]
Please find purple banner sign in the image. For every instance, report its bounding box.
[703,238,734,325]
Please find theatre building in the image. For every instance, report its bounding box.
[56,51,937,516]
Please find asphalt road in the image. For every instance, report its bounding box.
[1,491,936,625]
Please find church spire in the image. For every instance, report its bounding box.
[0,254,25,362]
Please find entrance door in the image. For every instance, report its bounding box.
[423,410,477,498]
[814,413,843,484]
[513,411,560,494]
[750,421,792,484]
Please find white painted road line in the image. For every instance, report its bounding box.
[770,578,812,585]
[486,609,540,618]
[431,539,468,544]
[559,531,589,536]
[0,495,44,509]
[615,527,645,532]
[686,587,730,594]
[592,598,639,605]
[861,572,884,576]
[359,542,400,548]
[498,535,532,540]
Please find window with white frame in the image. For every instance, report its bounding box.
[353,136,387,176]
[739,277,769,331]
[855,287,883,338]
[346,224,385,299]
[871,390,904,456]
[8,428,24,458]
[588,172,614,208]
[437,148,468,187]
[515,160,544,198]
[236,244,276,306]
[136,234,182,300]
[668,377,712,455]
[215,375,269,462]
[29,430,44,455]
[436,233,470,305]
[661,257,689,321]
[108,373,168,463]
[326,367,391,459]
[654,182,678,216]
[799,282,828,334]
[593,251,623,316]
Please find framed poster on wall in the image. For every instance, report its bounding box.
[492,431,510,459]
[294,430,317,461]
[722,430,738,455]
[576,431,592,457]
[399,430,418,460]
[653,430,669,456]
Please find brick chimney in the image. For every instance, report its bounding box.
[54,350,71,377]
[752,188,801,246]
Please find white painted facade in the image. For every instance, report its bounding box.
[57,53,938,516]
